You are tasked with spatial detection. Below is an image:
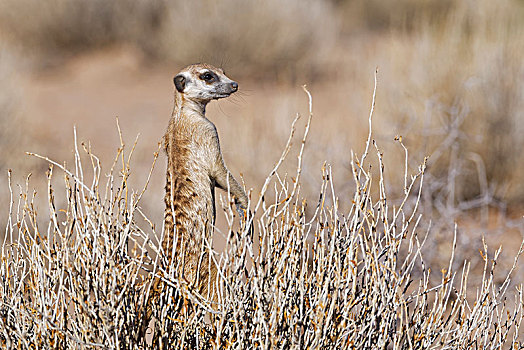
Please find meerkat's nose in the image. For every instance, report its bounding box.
[230,82,238,92]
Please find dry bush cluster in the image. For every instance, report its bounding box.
[1,88,523,348]
[337,0,454,32]
[0,47,25,219]
[0,0,523,205]
[0,0,336,79]
[0,0,163,56]
[0,1,523,345]
[370,0,524,205]
[0,48,21,171]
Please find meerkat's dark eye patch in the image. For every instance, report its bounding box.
[199,71,216,83]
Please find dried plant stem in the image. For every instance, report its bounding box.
[1,83,523,349]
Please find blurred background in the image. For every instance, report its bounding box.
[0,0,523,277]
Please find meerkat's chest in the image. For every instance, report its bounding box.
[169,123,217,180]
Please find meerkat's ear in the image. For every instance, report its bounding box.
[174,74,186,93]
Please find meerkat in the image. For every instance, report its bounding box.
[139,64,247,342]
[161,63,248,299]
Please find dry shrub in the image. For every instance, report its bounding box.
[365,0,524,207]
[1,87,523,348]
[0,48,22,172]
[0,47,26,220]
[155,0,337,80]
[0,0,337,79]
[337,0,454,32]
[334,0,524,274]
[1,0,522,206]
[0,0,163,58]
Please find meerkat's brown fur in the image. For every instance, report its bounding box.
[140,64,247,340]
[162,63,247,298]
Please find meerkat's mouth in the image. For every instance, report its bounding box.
[213,92,234,99]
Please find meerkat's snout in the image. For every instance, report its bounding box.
[220,81,238,96]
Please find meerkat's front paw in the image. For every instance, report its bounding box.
[235,202,247,218]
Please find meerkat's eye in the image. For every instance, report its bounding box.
[200,72,215,82]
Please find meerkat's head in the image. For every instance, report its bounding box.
[173,63,238,102]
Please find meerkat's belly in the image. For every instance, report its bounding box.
[169,153,215,233]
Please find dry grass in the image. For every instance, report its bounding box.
[338,0,454,32]
[0,2,523,346]
[0,0,523,205]
[0,0,336,80]
[0,48,22,171]
[0,0,164,58]
[1,86,523,348]
[0,47,26,221]
[372,0,524,205]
